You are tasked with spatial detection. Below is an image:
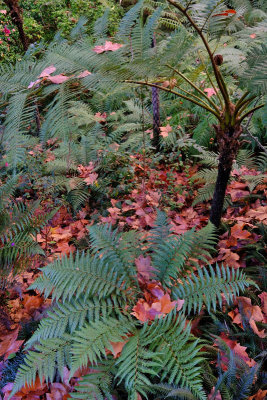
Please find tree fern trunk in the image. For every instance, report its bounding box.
[3,0,28,51]
[151,36,161,153]
[210,125,242,227]
[152,86,161,152]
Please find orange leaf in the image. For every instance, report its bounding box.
[204,88,218,97]
[258,292,267,322]
[229,297,266,338]
[84,173,98,185]
[216,332,256,369]
[109,339,128,358]
[0,327,24,360]
[160,293,178,314]
[160,124,172,138]
[230,223,251,239]
[246,206,267,223]
[213,9,236,17]
[248,389,267,400]
[23,294,44,314]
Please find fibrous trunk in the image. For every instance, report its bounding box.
[151,35,161,153]
[151,86,161,152]
[209,124,242,227]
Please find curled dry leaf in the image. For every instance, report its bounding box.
[135,255,156,281]
[39,65,56,78]
[77,70,91,78]
[48,75,70,84]
[132,282,184,322]
[84,172,98,185]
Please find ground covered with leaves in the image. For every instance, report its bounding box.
[0,152,266,399]
[0,0,267,399]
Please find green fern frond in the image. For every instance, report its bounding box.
[71,317,133,374]
[115,325,162,398]
[172,264,256,313]
[149,312,206,400]
[29,251,126,301]
[89,224,139,288]
[70,365,113,399]
[10,337,71,398]
[152,383,195,399]
[192,182,216,206]
[94,9,110,38]
[26,296,127,347]
[189,222,217,266]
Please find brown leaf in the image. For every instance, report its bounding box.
[229,297,266,338]
[0,327,24,360]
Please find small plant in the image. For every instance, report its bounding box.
[10,211,255,399]
[0,175,56,287]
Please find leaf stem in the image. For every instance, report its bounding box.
[197,51,224,109]
[166,64,221,114]
[239,104,264,124]
[166,0,230,110]
[125,79,221,120]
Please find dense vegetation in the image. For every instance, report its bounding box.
[0,1,266,399]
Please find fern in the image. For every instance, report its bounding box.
[10,211,255,399]
[71,317,133,374]
[0,178,56,285]
[172,264,256,313]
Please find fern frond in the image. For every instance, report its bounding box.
[149,312,206,400]
[29,251,126,301]
[89,224,139,288]
[115,325,162,398]
[26,296,126,347]
[70,365,113,399]
[172,264,256,313]
[10,337,71,398]
[71,317,133,374]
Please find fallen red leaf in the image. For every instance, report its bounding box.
[135,255,156,281]
[0,327,24,360]
[229,297,266,338]
[93,41,123,53]
[215,332,256,369]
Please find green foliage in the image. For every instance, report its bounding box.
[192,148,265,206]
[208,338,260,400]
[0,176,56,286]
[0,0,124,63]
[11,212,255,399]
